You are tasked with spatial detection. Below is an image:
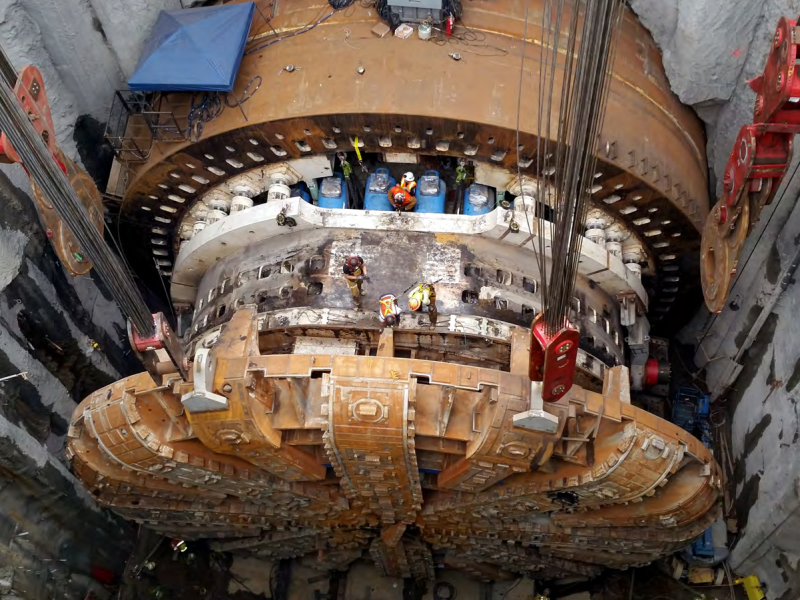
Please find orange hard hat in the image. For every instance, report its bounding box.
[409,297,421,311]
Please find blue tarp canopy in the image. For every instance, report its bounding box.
[128,2,255,92]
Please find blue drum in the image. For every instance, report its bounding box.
[291,184,311,203]
[364,168,396,211]
[463,183,495,216]
[415,170,446,213]
[318,173,348,209]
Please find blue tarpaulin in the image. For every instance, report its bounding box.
[128,2,255,92]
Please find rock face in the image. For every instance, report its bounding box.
[0,163,137,600]
[0,0,181,160]
[632,2,800,599]
[0,171,138,448]
[0,2,197,598]
[630,0,800,192]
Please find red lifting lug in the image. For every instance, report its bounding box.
[0,65,65,174]
[754,16,800,124]
[128,313,189,385]
[528,313,580,402]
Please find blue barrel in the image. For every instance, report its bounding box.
[318,173,348,209]
[463,183,495,216]
[415,170,446,213]
[364,168,396,211]
[291,185,311,203]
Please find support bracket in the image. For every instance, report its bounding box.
[129,312,189,385]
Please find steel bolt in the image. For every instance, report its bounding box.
[723,171,733,192]
[222,383,233,393]
[557,342,572,354]
[552,385,566,396]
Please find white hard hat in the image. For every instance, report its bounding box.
[404,172,415,182]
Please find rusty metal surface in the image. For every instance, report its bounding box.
[67,307,720,579]
[31,148,104,276]
[115,0,708,325]
[183,229,629,381]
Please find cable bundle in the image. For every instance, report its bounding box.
[0,47,155,335]
[524,0,623,336]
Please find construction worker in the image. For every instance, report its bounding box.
[343,255,367,300]
[408,282,437,329]
[387,185,417,212]
[379,293,401,328]
[400,172,417,196]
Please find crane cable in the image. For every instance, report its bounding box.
[0,46,154,335]
[529,0,623,336]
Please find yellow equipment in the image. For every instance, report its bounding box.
[735,575,765,600]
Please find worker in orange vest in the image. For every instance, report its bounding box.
[400,172,417,196]
[379,294,401,328]
[388,185,417,211]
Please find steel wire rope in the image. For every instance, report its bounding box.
[521,0,622,336]
[552,0,622,335]
[538,0,571,325]
[514,0,547,318]
[0,47,154,335]
[153,258,177,324]
[551,2,588,334]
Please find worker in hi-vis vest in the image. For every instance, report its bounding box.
[379,294,401,328]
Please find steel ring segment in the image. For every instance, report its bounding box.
[118,0,709,326]
[725,191,750,251]
[700,203,732,313]
[123,119,702,310]
[123,0,709,226]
